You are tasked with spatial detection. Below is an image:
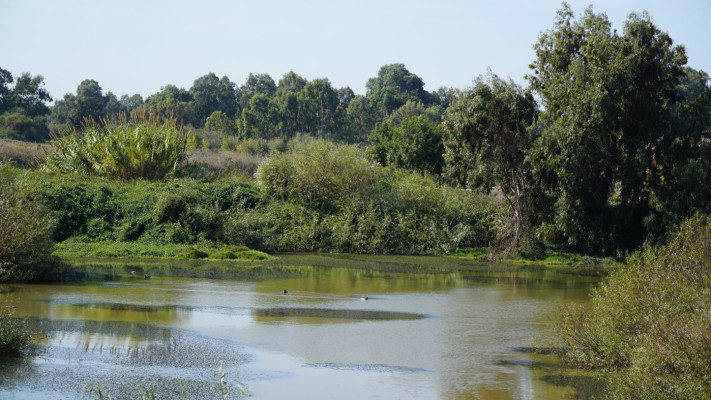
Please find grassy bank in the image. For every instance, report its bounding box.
[52,239,272,261]
[28,142,507,257]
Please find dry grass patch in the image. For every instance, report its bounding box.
[183,148,265,179]
[0,139,51,166]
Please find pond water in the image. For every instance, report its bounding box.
[0,254,601,399]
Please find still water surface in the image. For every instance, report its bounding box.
[0,255,599,399]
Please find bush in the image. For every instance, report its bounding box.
[256,140,385,214]
[36,175,260,246]
[559,216,711,399]
[44,114,187,180]
[175,247,209,260]
[247,142,505,254]
[0,162,56,282]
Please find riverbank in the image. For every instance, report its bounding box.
[52,239,272,261]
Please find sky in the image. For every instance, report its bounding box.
[1,0,710,103]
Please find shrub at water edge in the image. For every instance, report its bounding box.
[0,162,59,282]
[559,216,711,399]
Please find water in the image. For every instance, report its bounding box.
[0,255,601,399]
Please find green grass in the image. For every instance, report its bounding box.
[442,247,489,260]
[444,248,618,275]
[52,240,273,261]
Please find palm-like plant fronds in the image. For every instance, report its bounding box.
[45,113,187,180]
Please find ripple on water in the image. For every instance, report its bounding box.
[1,318,253,400]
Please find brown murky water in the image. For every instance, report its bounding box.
[0,256,601,399]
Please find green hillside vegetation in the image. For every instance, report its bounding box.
[0,3,708,267]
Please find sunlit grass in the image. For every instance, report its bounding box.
[52,240,272,261]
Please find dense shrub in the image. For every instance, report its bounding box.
[247,141,505,254]
[44,114,187,180]
[30,141,504,256]
[256,141,385,214]
[37,175,260,245]
[0,163,56,281]
[559,217,711,399]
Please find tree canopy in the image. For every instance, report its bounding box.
[525,4,707,253]
[443,73,537,247]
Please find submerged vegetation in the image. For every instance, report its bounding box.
[0,306,33,356]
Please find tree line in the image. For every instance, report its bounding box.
[1,3,709,255]
[1,62,448,144]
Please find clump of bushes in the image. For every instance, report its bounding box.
[0,162,58,282]
[44,114,187,180]
[28,141,506,257]
[37,176,260,245]
[248,141,506,254]
[559,216,711,399]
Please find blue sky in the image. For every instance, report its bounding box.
[1,0,709,102]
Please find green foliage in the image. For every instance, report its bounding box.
[257,141,384,214]
[367,115,444,175]
[526,4,701,253]
[366,63,432,119]
[75,79,107,123]
[559,217,711,399]
[190,73,238,124]
[0,307,33,356]
[252,141,504,254]
[0,162,55,282]
[443,72,537,248]
[37,175,260,245]
[44,114,188,180]
[205,110,236,134]
[132,85,195,126]
[0,68,52,141]
[0,108,49,141]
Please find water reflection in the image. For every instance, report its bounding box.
[0,262,600,399]
[252,307,427,324]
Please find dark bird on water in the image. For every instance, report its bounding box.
[144,274,151,279]
[283,289,288,294]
